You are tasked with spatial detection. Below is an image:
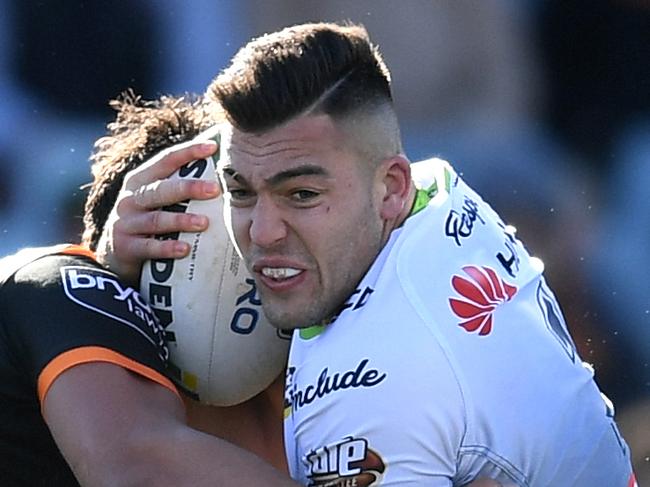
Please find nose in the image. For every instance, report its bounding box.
[248,196,287,248]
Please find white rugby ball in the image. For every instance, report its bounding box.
[140,127,290,406]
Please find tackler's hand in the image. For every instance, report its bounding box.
[96,139,221,285]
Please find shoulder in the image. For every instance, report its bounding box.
[0,244,158,351]
[1,245,172,401]
[392,159,547,382]
[398,160,542,304]
[1,244,100,288]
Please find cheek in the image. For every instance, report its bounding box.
[330,204,382,259]
[228,209,250,247]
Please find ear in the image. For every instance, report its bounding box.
[377,155,413,221]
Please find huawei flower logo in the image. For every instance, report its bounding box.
[449,265,517,336]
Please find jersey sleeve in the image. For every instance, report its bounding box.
[0,253,177,406]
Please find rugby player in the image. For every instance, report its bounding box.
[100,22,637,486]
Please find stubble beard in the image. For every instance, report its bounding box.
[257,280,344,330]
[255,197,385,329]
[255,247,379,330]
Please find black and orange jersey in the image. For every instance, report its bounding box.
[0,245,177,486]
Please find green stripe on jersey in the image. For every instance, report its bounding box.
[299,324,326,340]
[410,165,452,216]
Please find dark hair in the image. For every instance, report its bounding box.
[82,90,215,250]
[208,22,393,133]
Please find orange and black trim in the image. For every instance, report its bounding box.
[35,244,180,407]
[38,346,180,407]
[58,244,97,261]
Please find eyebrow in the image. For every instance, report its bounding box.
[222,164,329,187]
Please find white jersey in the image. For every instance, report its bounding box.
[283,159,635,486]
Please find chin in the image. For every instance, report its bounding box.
[266,314,314,330]
[263,305,328,330]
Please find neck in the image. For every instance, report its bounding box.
[380,182,417,245]
[399,182,418,225]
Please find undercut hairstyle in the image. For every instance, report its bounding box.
[208,22,402,157]
[82,90,216,250]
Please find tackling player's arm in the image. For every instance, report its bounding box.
[43,361,299,487]
[45,362,503,487]
[183,373,288,471]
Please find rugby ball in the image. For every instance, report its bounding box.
[140,126,290,406]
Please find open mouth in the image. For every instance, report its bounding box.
[261,267,303,281]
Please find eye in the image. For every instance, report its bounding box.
[290,189,320,202]
[230,189,250,199]
[227,188,254,204]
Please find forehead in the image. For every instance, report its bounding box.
[220,114,351,178]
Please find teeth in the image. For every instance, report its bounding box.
[261,267,301,279]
